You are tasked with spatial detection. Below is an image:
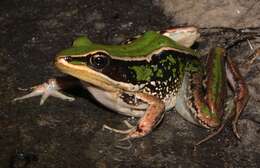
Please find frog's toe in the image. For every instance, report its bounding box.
[232,122,241,139]
[103,120,151,140]
[103,124,135,134]
[121,127,151,140]
[195,124,225,146]
[120,130,145,141]
[13,88,44,102]
[39,89,74,105]
[13,84,47,102]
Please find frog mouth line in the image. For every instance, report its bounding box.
[55,58,140,92]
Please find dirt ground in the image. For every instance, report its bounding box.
[1,0,260,167]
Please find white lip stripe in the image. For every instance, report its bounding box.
[56,58,141,91]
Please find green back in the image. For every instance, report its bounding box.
[58,31,199,57]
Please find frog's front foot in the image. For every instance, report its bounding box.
[103,120,151,140]
[13,78,75,105]
[121,127,150,140]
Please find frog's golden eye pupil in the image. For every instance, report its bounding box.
[90,53,109,69]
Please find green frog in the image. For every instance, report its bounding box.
[13,27,249,144]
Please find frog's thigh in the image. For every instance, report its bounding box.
[86,85,146,117]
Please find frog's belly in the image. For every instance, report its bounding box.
[85,84,148,117]
[175,72,198,125]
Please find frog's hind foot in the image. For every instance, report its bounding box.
[195,99,236,146]
[195,124,225,146]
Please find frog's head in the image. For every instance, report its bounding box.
[55,36,137,92]
[55,31,198,92]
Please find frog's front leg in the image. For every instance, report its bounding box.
[13,76,79,105]
[104,92,165,140]
[125,92,165,139]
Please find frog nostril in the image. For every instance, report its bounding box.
[64,56,72,62]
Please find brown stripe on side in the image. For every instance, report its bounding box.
[226,55,249,138]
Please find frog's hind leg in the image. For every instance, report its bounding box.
[192,48,227,128]
[225,55,249,139]
[190,48,228,145]
[194,48,249,146]
[195,98,235,146]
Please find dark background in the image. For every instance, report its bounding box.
[1,0,260,167]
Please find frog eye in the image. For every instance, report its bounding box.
[90,53,110,69]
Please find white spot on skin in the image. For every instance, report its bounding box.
[150,81,156,86]
[152,92,157,96]
[152,65,158,69]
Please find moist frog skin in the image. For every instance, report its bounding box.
[13,27,249,144]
